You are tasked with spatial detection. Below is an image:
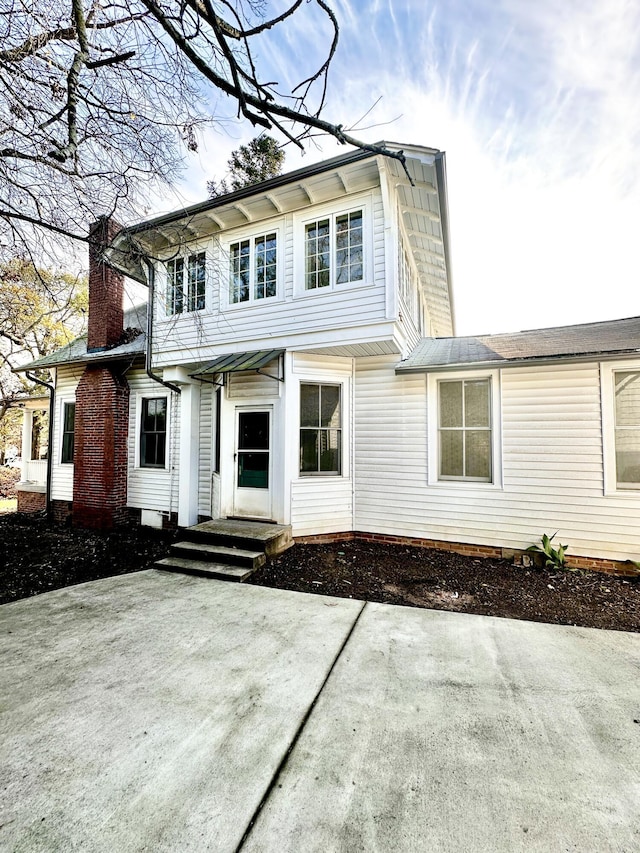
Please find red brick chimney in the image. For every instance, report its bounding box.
[87,216,124,351]
[73,217,130,529]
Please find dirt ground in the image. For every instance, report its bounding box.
[1,513,638,632]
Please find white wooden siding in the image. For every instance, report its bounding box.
[50,366,83,501]
[127,370,180,513]
[354,357,640,562]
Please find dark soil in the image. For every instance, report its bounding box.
[249,539,640,633]
[0,512,176,606]
[1,513,639,632]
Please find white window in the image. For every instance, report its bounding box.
[229,232,277,304]
[304,209,363,291]
[427,370,502,487]
[166,252,206,315]
[613,370,640,489]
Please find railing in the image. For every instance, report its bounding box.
[20,459,47,485]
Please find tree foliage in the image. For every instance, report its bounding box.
[0,260,88,453]
[208,135,285,197]
[0,1,406,260]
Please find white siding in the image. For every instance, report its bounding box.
[354,357,640,562]
[51,366,83,501]
[289,353,354,535]
[127,370,180,513]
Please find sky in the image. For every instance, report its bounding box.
[159,0,640,337]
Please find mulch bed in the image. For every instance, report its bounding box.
[1,513,638,632]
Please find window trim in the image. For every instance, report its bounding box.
[601,360,640,495]
[135,393,170,471]
[427,369,503,488]
[294,195,373,298]
[60,400,75,465]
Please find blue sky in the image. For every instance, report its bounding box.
[167,0,640,336]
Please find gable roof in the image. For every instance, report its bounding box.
[14,304,147,373]
[397,316,640,373]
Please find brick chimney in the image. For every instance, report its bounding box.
[87,216,124,351]
[73,216,130,529]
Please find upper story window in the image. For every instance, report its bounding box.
[614,370,640,489]
[305,209,363,291]
[166,252,206,315]
[229,232,277,304]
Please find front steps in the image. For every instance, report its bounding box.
[155,519,293,582]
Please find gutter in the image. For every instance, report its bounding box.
[25,372,54,518]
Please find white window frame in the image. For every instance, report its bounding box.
[427,369,503,488]
[163,248,208,317]
[294,195,373,297]
[221,222,283,310]
[134,392,171,471]
[601,360,640,495]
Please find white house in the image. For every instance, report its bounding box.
[18,143,640,572]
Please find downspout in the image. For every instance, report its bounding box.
[25,371,54,518]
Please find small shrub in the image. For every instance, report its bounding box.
[526,532,570,570]
[0,466,21,499]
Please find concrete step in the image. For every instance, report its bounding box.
[170,540,266,569]
[184,520,293,558]
[155,557,256,582]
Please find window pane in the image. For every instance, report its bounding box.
[141,398,167,467]
[300,430,318,472]
[63,402,75,433]
[167,257,184,315]
[238,412,269,450]
[439,381,462,428]
[440,430,463,477]
[615,372,640,426]
[319,430,341,473]
[320,385,340,428]
[466,430,491,479]
[300,384,319,427]
[187,252,206,311]
[465,380,490,428]
[615,431,640,485]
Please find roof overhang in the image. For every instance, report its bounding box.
[396,349,640,374]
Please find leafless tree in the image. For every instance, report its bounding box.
[1,1,406,261]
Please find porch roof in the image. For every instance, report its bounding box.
[191,349,284,376]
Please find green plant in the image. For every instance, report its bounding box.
[526,532,569,570]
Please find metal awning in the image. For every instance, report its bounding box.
[190,349,285,382]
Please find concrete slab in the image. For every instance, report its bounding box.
[244,605,640,853]
[0,571,363,852]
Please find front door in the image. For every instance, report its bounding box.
[233,409,271,519]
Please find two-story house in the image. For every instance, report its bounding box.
[18,142,640,571]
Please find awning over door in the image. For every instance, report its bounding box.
[190,349,284,379]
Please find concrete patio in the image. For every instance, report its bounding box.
[1,570,638,851]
